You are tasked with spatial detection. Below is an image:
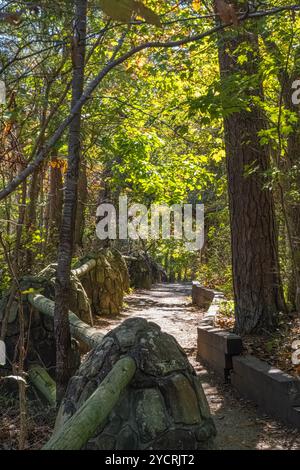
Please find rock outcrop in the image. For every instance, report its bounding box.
[57,317,216,450]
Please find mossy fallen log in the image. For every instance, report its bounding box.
[28,293,104,349]
[28,364,56,407]
[72,259,96,279]
[122,255,137,261]
[42,356,136,450]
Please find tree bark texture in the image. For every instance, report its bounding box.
[217,2,286,333]
[54,0,87,402]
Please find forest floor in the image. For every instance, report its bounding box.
[95,283,300,450]
[0,389,56,449]
[215,311,300,379]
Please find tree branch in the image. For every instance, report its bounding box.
[0,4,299,201]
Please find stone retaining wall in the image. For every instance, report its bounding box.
[126,254,167,289]
[77,249,130,316]
[0,276,80,376]
[194,282,300,429]
[0,249,130,373]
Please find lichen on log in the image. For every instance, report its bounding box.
[42,356,136,450]
[28,293,104,349]
[72,259,96,279]
[28,364,56,406]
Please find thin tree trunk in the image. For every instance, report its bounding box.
[48,157,63,244]
[25,169,41,271]
[0,235,28,449]
[75,162,87,248]
[216,2,286,334]
[262,37,300,310]
[15,297,28,450]
[13,177,27,276]
[278,47,300,310]
[54,0,87,403]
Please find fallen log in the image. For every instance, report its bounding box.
[28,364,56,407]
[122,255,138,261]
[42,356,136,450]
[71,258,96,279]
[28,293,104,349]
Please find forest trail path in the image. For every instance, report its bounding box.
[94,283,300,450]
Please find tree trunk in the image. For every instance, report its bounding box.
[75,162,87,248]
[262,37,300,311]
[43,357,136,450]
[13,176,27,276]
[54,0,87,402]
[25,168,41,272]
[278,47,300,310]
[47,157,63,244]
[217,3,286,334]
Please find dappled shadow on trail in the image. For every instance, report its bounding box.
[94,283,300,450]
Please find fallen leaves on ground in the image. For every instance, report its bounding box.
[215,310,300,378]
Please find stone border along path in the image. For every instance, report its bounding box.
[93,283,300,450]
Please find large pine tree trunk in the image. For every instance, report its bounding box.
[54,0,87,402]
[217,5,286,334]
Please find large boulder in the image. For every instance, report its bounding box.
[57,318,216,450]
